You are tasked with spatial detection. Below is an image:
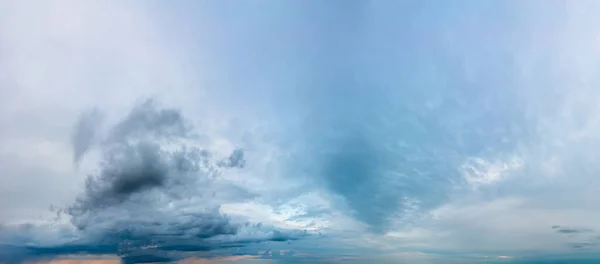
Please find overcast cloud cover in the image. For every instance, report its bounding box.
[3,0,600,263]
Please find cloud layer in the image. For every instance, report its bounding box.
[5,1,600,263]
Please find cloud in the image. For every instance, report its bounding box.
[460,156,523,188]
[68,99,199,213]
[104,99,194,145]
[71,109,103,165]
[18,255,262,264]
[552,226,594,234]
[218,149,246,169]
[0,100,307,262]
[29,257,122,264]
[319,132,398,232]
[7,1,600,263]
[179,255,259,263]
[0,0,208,226]
[569,242,596,250]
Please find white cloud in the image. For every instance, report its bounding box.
[220,190,358,233]
[460,156,523,188]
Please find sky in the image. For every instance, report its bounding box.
[3,0,600,263]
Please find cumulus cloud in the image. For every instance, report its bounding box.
[69,99,198,213]
[0,100,308,262]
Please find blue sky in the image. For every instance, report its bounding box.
[2,1,600,263]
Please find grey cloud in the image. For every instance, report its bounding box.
[218,148,246,168]
[68,99,201,214]
[569,242,596,250]
[71,142,168,212]
[106,99,193,144]
[71,109,103,165]
[69,144,230,217]
[559,228,593,234]
[121,254,175,263]
[0,219,309,263]
[67,100,233,215]
[302,113,457,233]
[551,226,599,252]
[0,99,306,262]
[320,131,397,232]
[552,226,594,234]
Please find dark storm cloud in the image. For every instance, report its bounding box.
[66,99,248,219]
[68,99,246,212]
[67,143,225,217]
[68,99,200,214]
[0,99,301,263]
[72,142,167,211]
[2,223,309,262]
[67,99,246,217]
[0,99,300,262]
[0,244,31,264]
